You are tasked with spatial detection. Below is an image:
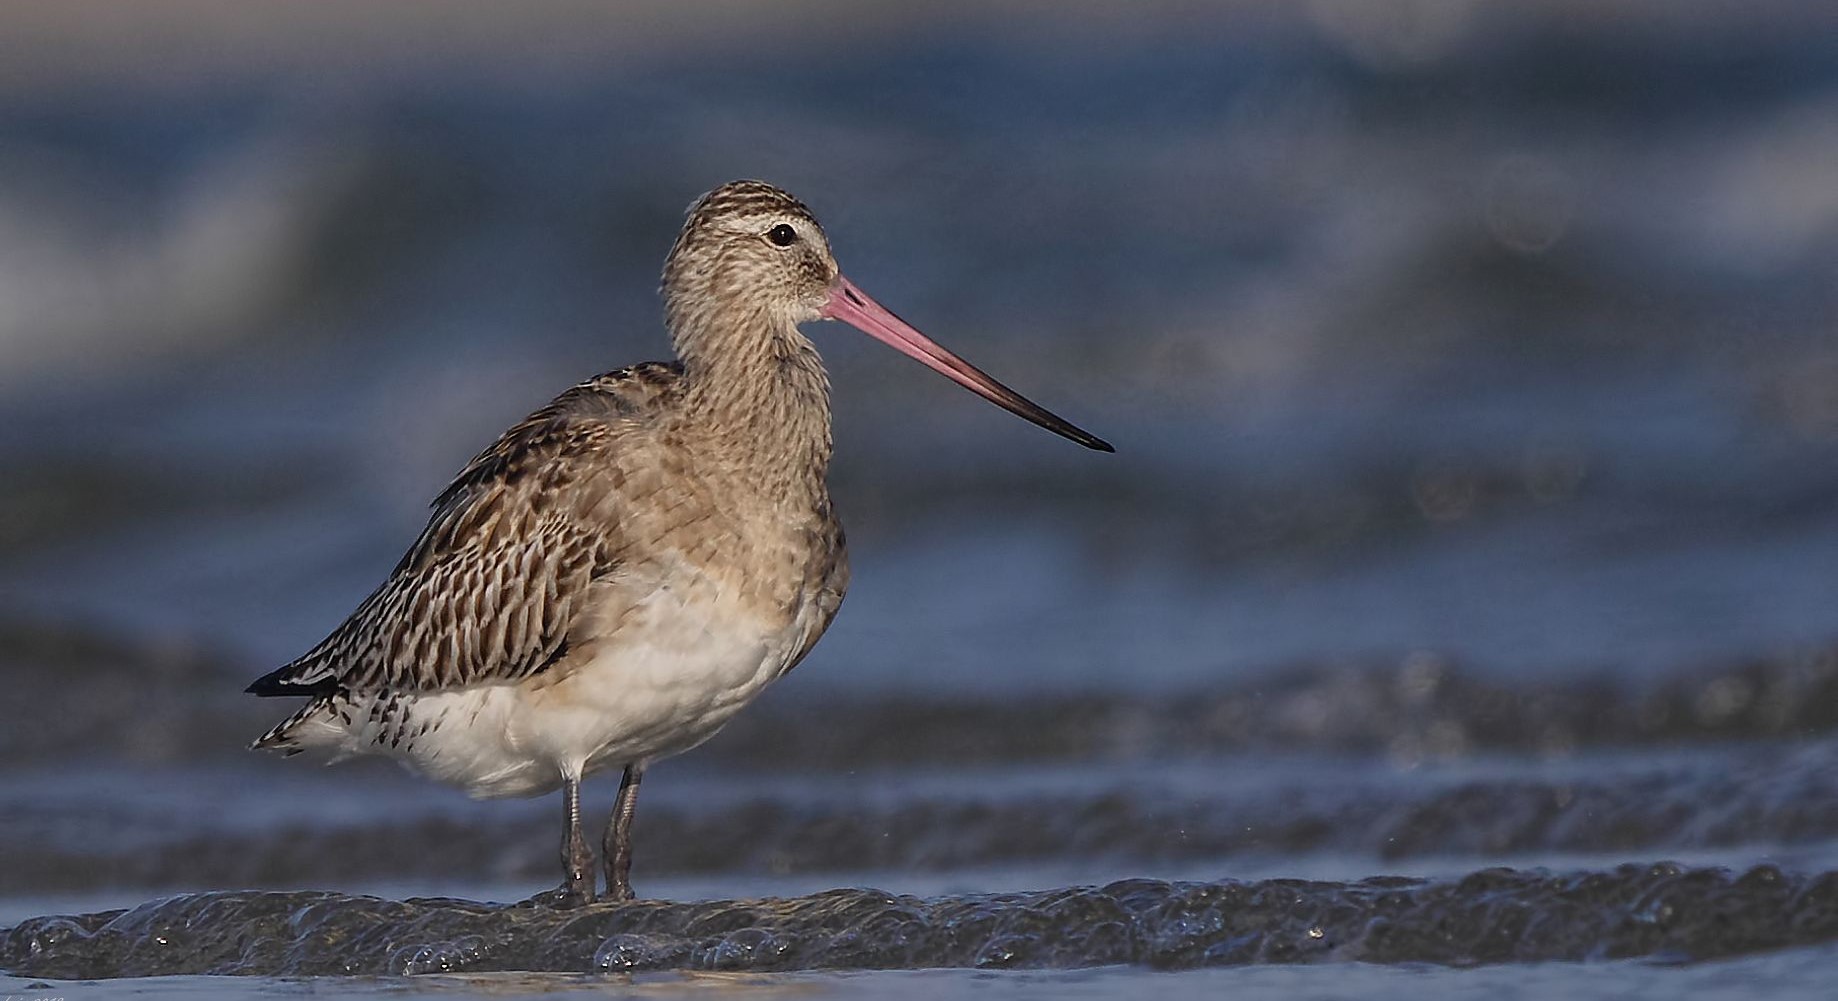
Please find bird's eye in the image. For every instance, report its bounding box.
[767,224,798,247]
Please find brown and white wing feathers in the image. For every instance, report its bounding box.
[247,363,682,697]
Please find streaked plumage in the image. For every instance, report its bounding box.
[247,179,1108,906]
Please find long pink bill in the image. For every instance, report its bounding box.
[820,275,1114,452]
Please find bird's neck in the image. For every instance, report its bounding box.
[674,308,834,498]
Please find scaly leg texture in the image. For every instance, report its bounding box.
[528,774,596,907]
[602,763,645,902]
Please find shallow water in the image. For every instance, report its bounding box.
[6,863,1838,976]
[10,953,1838,1001]
[4,2,1838,997]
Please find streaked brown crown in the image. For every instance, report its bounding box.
[680,180,818,235]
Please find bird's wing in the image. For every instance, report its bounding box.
[247,363,683,696]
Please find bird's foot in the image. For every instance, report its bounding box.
[602,878,635,904]
[518,874,597,909]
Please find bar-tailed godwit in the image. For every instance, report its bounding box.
[247,180,1111,905]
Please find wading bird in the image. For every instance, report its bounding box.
[247,180,1111,905]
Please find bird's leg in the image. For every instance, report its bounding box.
[601,763,645,902]
[527,773,597,908]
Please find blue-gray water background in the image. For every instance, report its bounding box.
[3,3,1838,998]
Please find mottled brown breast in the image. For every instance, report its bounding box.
[780,496,848,677]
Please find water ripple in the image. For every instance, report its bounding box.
[8,865,1837,978]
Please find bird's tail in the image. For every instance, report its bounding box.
[248,698,329,755]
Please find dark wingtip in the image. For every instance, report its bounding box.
[245,667,327,698]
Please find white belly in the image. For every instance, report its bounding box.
[299,580,808,799]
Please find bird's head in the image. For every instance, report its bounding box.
[663,180,838,331]
[662,180,1112,452]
